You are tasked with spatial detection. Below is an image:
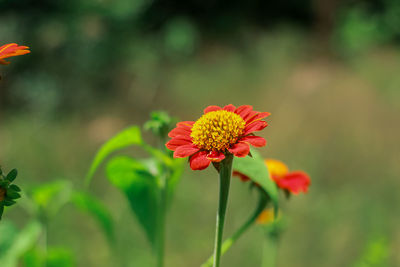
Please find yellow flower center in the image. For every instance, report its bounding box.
[191,110,246,151]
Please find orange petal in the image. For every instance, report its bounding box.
[264,159,289,178]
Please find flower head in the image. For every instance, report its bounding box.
[0,43,30,65]
[234,159,311,195]
[266,159,310,194]
[166,105,270,170]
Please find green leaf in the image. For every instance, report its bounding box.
[0,221,42,267]
[71,191,114,243]
[4,200,16,206]
[6,169,18,183]
[85,126,143,186]
[9,185,21,192]
[0,205,4,220]
[31,180,72,217]
[233,149,278,210]
[46,247,75,267]
[6,190,21,200]
[106,156,159,248]
[167,158,185,199]
[0,220,19,256]
[144,111,175,138]
[0,180,9,187]
[23,248,44,267]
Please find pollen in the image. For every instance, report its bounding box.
[191,110,246,151]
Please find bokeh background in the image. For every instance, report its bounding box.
[1,0,399,266]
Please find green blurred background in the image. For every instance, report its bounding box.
[1,0,399,266]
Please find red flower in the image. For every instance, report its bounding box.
[0,43,30,65]
[166,105,270,170]
[234,159,311,195]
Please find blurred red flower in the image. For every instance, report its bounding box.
[0,43,30,65]
[234,159,311,195]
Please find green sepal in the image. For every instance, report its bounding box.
[6,169,18,182]
[9,184,21,192]
[0,180,10,187]
[6,190,21,199]
[4,199,16,206]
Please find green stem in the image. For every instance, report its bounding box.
[156,174,168,267]
[261,231,279,267]
[202,191,269,267]
[212,154,233,267]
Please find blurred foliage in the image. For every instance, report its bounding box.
[353,236,389,267]
[86,113,184,250]
[3,0,400,113]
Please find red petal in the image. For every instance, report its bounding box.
[223,104,236,112]
[246,112,271,124]
[239,136,266,147]
[234,105,253,119]
[168,126,191,138]
[174,144,199,158]
[228,142,250,157]
[275,171,311,194]
[243,120,268,135]
[232,171,251,182]
[206,150,225,162]
[190,151,211,170]
[177,121,194,127]
[204,106,222,114]
[165,135,192,150]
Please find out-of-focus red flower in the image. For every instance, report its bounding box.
[166,105,270,170]
[0,43,30,65]
[234,159,311,195]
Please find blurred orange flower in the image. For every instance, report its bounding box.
[0,43,30,65]
[234,159,311,195]
[256,208,275,224]
[166,105,270,170]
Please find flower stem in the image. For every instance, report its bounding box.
[261,230,280,267]
[212,154,233,267]
[156,174,168,267]
[202,191,269,267]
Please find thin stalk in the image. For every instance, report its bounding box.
[261,231,280,267]
[202,192,269,267]
[39,212,48,256]
[156,172,168,267]
[212,154,233,267]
